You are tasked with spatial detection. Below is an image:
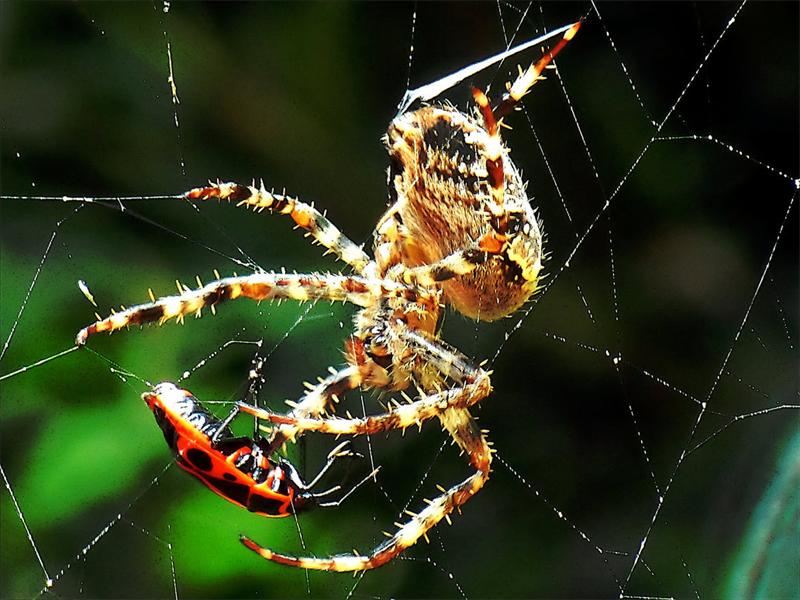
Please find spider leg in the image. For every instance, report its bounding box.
[471,87,507,237]
[470,20,580,245]
[240,411,491,571]
[399,326,487,383]
[186,181,372,273]
[264,365,363,452]
[495,20,581,119]
[76,273,379,345]
[401,246,488,286]
[239,324,494,571]
[253,326,485,439]
[238,372,490,437]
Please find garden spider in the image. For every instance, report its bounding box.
[76,21,580,571]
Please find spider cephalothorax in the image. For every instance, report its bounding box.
[75,21,580,571]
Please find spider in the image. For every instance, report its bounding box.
[76,21,580,571]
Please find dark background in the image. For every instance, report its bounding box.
[1,2,797,598]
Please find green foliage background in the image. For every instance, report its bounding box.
[1,2,797,598]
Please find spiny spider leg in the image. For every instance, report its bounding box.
[266,365,363,453]
[238,372,490,437]
[401,246,489,286]
[399,326,486,383]
[241,411,491,571]
[495,20,581,119]
[259,325,488,442]
[239,325,493,571]
[76,273,387,345]
[472,20,580,243]
[472,86,508,236]
[186,181,372,273]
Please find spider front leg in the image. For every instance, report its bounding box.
[264,365,363,453]
[75,273,380,345]
[238,370,491,437]
[186,181,372,273]
[251,326,489,440]
[239,327,494,571]
[241,411,491,571]
[409,24,579,289]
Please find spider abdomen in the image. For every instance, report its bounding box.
[386,106,541,321]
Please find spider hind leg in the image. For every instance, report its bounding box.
[239,328,493,571]
[241,410,491,571]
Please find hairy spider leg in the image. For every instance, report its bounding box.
[495,19,582,120]
[472,19,580,242]
[401,246,489,286]
[239,372,490,436]
[186,181,372,273]
[471,87,508,239]
[76,273,382,345]
[265,365,363,453]
[257,324,487,438]
[239,326,493,571]
[241,410,491,571]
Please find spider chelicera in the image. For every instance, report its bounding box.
[76,21,580,571]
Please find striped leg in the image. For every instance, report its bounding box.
[373,205,496,288]
[76,273,377,345]
[238,371,491,437]
[470,20,580,245]
[495,20,581,119]
[471,87,508,239]
[398,326,488,384]
[240,410,492,571]
[239,327,493,571]
[401,247,488,286]
[186,181,372,273]
[264,366,362,453]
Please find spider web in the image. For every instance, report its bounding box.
[1,2,798,598]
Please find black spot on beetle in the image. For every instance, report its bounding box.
[201,476,250,507]
[186,448,213,472]
[249,493,288,515]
